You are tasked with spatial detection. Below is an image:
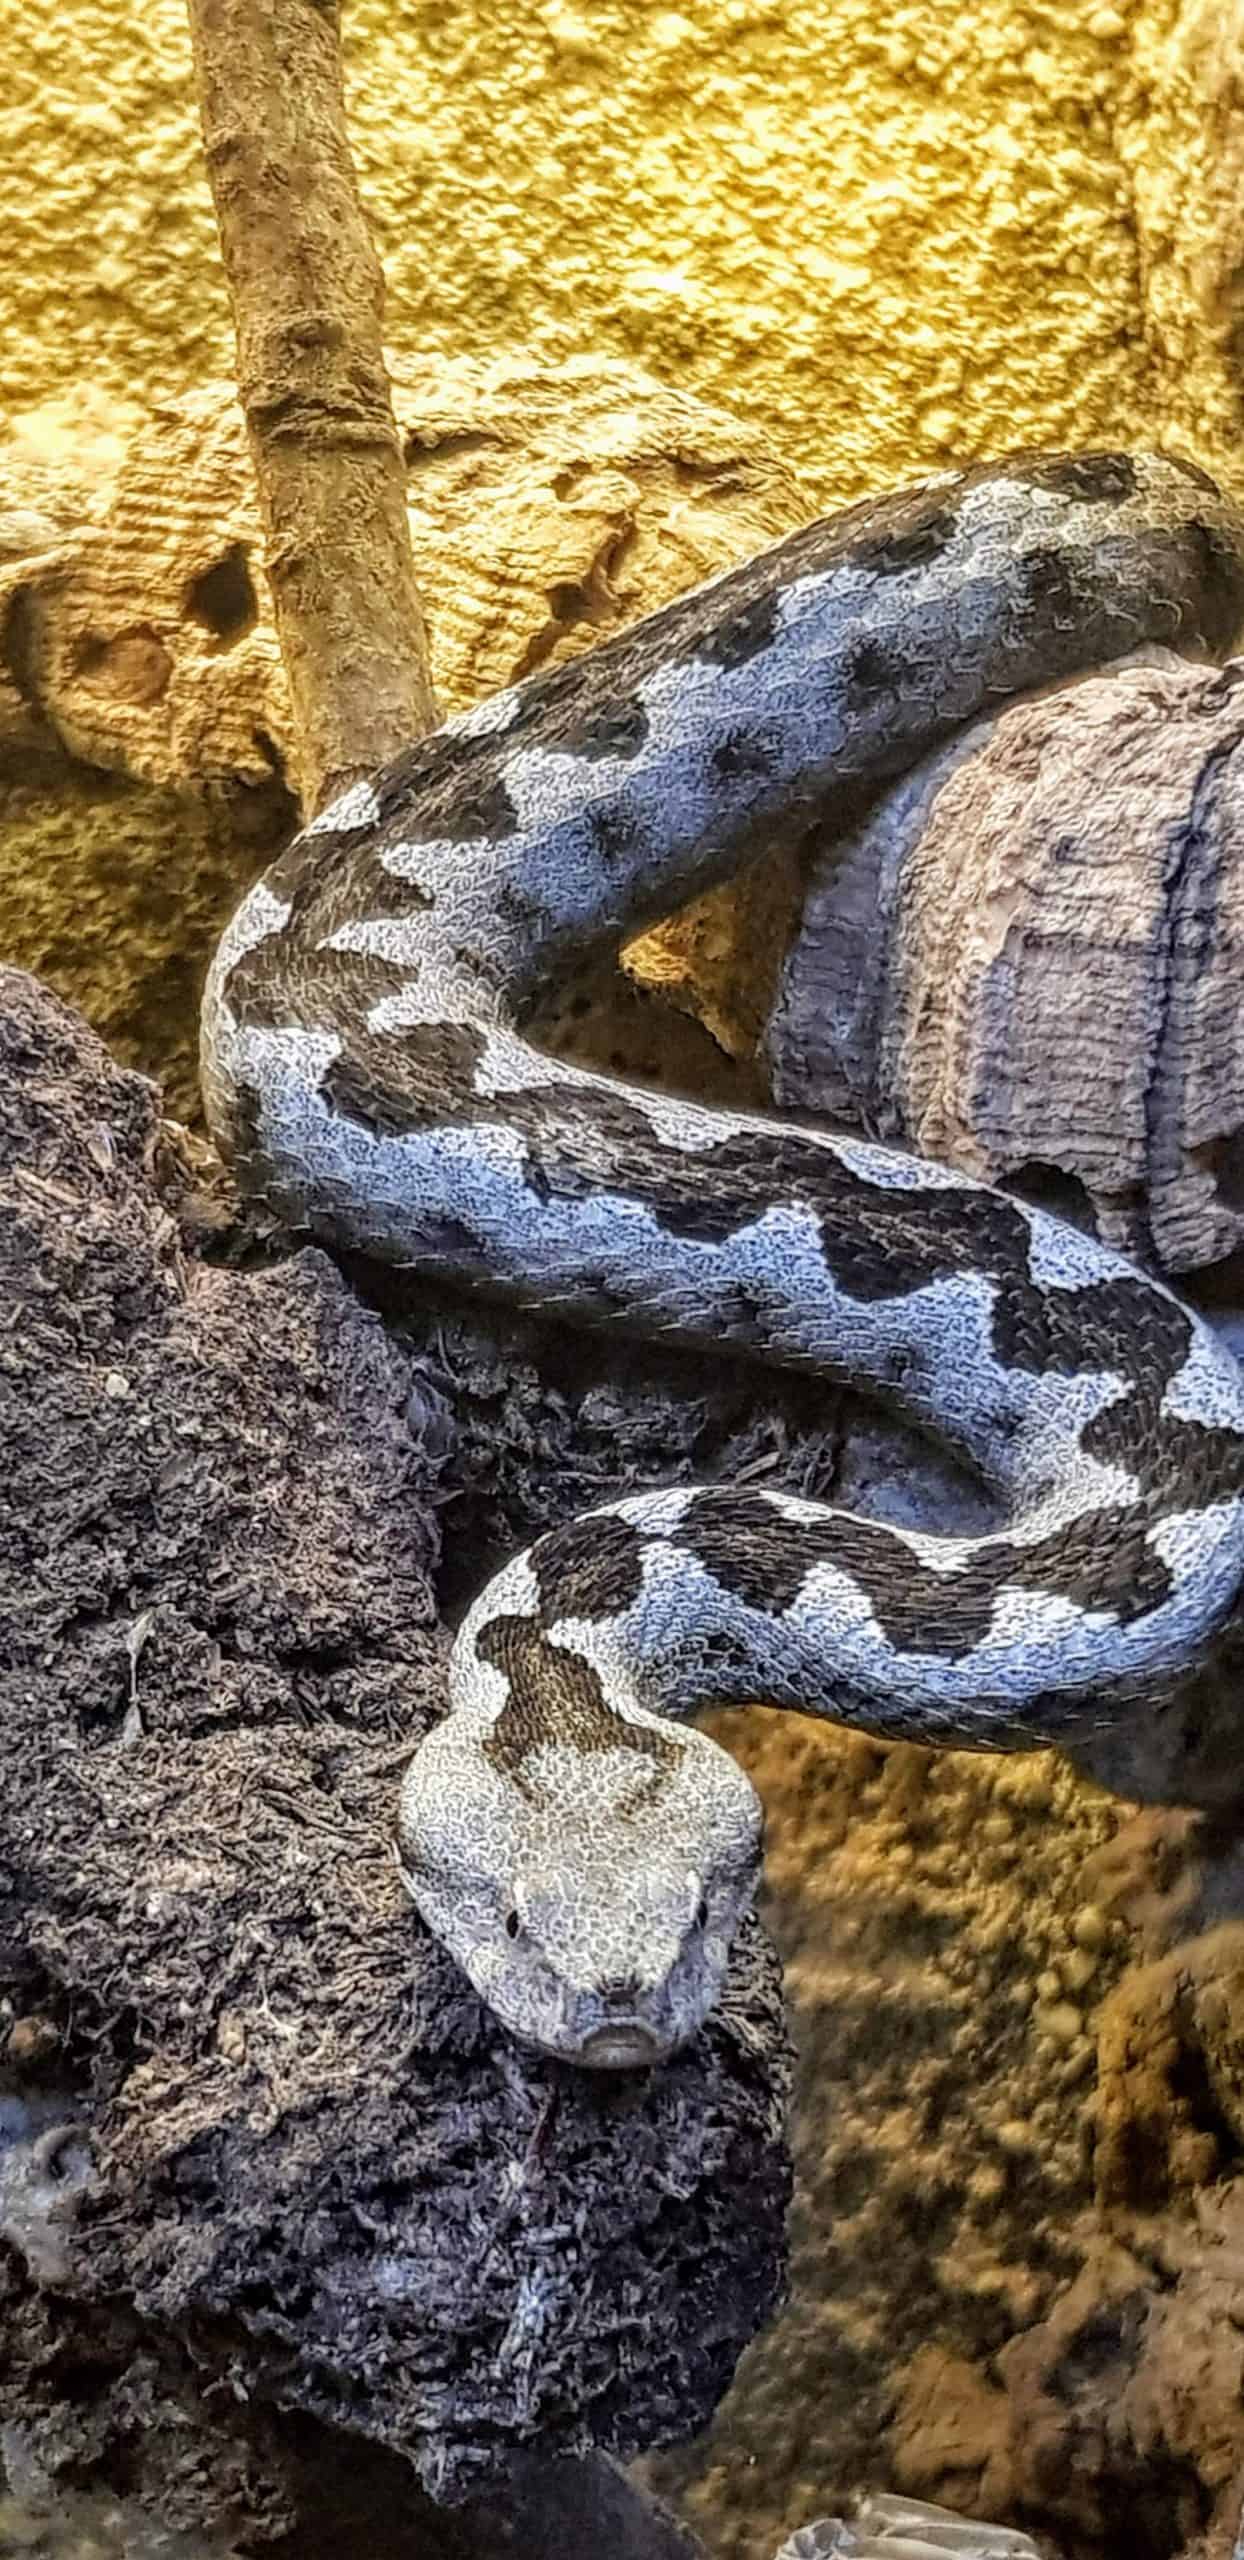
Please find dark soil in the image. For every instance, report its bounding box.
[0,967,799,2549]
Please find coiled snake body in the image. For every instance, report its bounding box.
[203,450,1244,2068]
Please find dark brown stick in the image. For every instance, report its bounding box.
[187,0,436,814]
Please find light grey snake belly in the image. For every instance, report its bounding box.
[202,448,1244,2069]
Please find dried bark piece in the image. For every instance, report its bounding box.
[767,648,1244,1277]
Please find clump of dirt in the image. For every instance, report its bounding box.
[0,966,792,2543]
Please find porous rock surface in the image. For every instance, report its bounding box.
[0,363,801,1118]
[645,1738,1244,2560]
[14,0,1244,503]
[0,965,791,2543]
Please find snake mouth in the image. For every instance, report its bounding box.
[576,2022,665,2071]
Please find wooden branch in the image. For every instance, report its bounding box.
[186,0,436,814]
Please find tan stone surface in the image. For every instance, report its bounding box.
[0,360,802,1105]
[4,365,802,795]
[1119,0,1244,472]
[0,770,247,1124]
[647,1729,1124,2554]
[647,1751,1244,2560]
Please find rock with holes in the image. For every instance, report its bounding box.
[0,359,802,1119]
[766,647,1244,1278]
[3,361,801,807]
[1,389,285,794]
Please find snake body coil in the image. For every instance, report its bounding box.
[203,449,1244,2068]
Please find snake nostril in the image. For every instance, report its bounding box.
[597,1974,642,2007]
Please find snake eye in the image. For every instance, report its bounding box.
[695,1896,710,1932]
[504,1906,522,1941]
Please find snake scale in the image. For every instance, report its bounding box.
[203,448,1244,2070]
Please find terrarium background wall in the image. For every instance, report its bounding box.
[9,0,1244,502]
[9,0,1244,1116]
[7,8,1244,2560]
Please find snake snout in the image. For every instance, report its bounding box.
[596,1969,643,2004]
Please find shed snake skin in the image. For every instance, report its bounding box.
[203,448,1244,2069]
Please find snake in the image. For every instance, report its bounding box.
[202,447,1244,2071]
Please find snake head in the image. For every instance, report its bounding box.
[396,1708,764,2067]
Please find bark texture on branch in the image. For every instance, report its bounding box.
[186,0,436,813]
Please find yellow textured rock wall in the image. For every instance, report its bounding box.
[9,0,1244,1094]
[6,0,1244,502]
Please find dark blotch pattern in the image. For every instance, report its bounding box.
[844,637,911,700]
[712,728,782,783]
[318,1018,487,1136]
[255,820,379,906]
[694,588,781,669]
[478,1614,680,1794]
[228,944,414,1039]
[1165,454,1221,495]
[846,499,959,577]
[1016,453,1139,503]
[1084,1402,1244,1508]
[588,801,645,864]
[1188,519,1244,654]
[530,1513,648,1622]
[671,1488,1172,1653]
[556,695,651,761]
[320,1053,416,1142]
[374,737,520,844]
[1020,543,1092,633]
[495,879,550,938]
[991,1273,1191,1380]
